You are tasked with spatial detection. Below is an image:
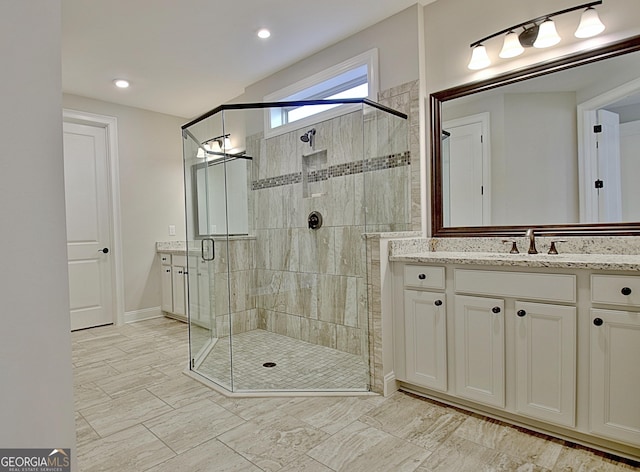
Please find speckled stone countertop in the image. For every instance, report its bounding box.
[388,236,640,271]
[156,236,255,255]
[389,251,640,271]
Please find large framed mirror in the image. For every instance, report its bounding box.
[431,34,640,237]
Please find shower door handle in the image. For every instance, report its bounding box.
[201,238,215,262]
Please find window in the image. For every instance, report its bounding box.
[264,49,379,137]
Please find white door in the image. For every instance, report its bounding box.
[454,295,505,408]
[596,109,622,222]
[443,113,490,227]
[515,301,576,427]
[620,120,640,221]
[63,122,114,330]
[403,289,447,391]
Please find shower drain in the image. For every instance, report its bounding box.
[262,362,277,368]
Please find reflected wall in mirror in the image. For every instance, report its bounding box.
[431,34,640,236]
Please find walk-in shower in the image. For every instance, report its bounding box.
[181,98,410,393]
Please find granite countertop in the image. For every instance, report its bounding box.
[389,251,640,271]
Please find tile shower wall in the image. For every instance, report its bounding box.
[244,100,411,359]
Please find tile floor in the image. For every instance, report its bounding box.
[73,317,640,472]
[196,329,368,391]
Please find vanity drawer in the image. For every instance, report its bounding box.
[591,275,640,307]
[455,269,576,303]
[159,253,171,265]
[404,265,445,290]
[172,254,187,267]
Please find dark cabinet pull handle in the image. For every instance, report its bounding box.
[434,300,443,306]
[593,318,604,326]
[621,287,632,296]
[418,273,426,280]
[492,306,501,314]
[517,309,526,317]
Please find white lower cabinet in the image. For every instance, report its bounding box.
[590,308,640,445]
[159,253,188,320]
[404,289,447,391]
[395,262,640,456]
[454,295,505,408]
[514,301,576,427]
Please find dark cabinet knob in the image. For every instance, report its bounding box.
[492,306,501,314]
[593,318,604,326]
[418,273,427,280]
[165,269,170,273]
[99,248,109,254]
[517,309,526,317]
[434,300,443,306]
[621,287,632,296]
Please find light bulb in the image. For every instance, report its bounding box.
[468,44,491,70]
[534,19,561,48]
[575,7,605,38]
[499,31,524,58]
[113,79,130,88]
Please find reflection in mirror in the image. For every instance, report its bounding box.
[432,35,640,236]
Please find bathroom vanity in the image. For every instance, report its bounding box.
[389,242,640,459]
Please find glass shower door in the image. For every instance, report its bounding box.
[182,125,232,390]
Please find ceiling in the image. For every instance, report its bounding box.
[62,0,433,119]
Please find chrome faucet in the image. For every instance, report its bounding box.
[526,229,538,254]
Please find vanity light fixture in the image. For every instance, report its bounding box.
[468,0,605,70]
[196,134,232,158]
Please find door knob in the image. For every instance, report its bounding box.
[99,248,109,254]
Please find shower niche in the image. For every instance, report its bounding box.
[181,99,410,394]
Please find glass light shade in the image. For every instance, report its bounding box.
[196,147,205,158]
[468,45,490,70]
[208,141,222,153]
[222,137,232,150]
[534,19,561,48]
[499,31,524,58]
[575,7,605,38]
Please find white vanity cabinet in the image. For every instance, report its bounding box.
[403,264,447,391]
[159,252,188,320]
[589,275,640,446]
[392,260,640,457]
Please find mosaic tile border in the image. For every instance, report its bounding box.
[251,152,410,190]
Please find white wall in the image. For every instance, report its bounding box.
[0,0,76,463]
[62,94,186,314]
[235,5,419,104]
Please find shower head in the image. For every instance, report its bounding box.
[300,128,316,145]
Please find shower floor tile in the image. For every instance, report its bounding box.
[195,329,369,392]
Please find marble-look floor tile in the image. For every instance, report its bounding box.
[552,445,640,471]
[281,396,380,434]
[77,424,175,472]
[80,389,173,437]
[73,361,120,386]
[143,398,245,454]
[106,350,173,373]
[74,382,112,410]
[93,367,169,397]
[147,438,261,472]
[360,392,467,451]
[75,412,100,447]
[417,434,548,472]
[214,391,305,421]
[277,454,334,472]
[146,375,222,409]
[454,415,563,470]
[308,420,430,472]
[218,410,329,472]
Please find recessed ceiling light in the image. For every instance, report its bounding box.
[257,29,271,39]
[113,79,130,89]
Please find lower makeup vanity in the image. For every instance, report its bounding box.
[390,248,640,459]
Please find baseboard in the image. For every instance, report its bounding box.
[383,371,399,397]
[125,306,162,323]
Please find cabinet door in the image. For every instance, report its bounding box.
[172,266,187,316]
[590,308,640,446]
[515,301,576,427]
[454,295,505,408]
[404,289,447,391]
[161,266,173,313]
